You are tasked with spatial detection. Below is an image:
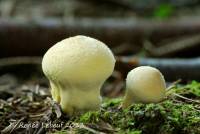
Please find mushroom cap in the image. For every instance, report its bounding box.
[42,35,115,85]
[126,66,166,103]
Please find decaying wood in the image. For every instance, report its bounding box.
[0,57,41,67]
[0,56,199,81]
[116,56,200,81]
[1,18,200,57]
[88,0,200,13]
[144,34,200,57]
[1,0,200,18]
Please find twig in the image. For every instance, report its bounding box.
[116,56,200,81]
[144,34,200,57]
[166,79,181,91]
[29,113,46,118]
[173,93,200,104]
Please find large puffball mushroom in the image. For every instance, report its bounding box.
[122,66,166,108]
[42,35,115,115]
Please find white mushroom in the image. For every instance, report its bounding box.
[42,35,115,115]
[122,66,166,108]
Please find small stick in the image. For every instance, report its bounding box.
[173,93,200,104]
[166,79,181,91]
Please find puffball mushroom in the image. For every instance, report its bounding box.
[122,66,166,108]
[42,35,115,115]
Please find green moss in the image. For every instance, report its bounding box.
[184,81,200,97]
[168,80,200,97]
[79,111,100,123]
[55,81,200,134]
[101,98,122,108]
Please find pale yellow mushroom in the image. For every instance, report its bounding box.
[122,66,166,109]
[42,35,115,115]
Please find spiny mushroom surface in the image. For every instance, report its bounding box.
[122,66,166,108]
[42,35,115,115]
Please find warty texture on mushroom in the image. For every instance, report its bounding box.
[122,66,166,109]
[42,35,116,115]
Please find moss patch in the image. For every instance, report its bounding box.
[53,81,200,134]
[1,81,200,134]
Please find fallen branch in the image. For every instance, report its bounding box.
[1,18,200,57]
[116,56,200,81]
[0,56,199,81]
[144,34,200,57]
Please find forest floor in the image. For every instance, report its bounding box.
[0,73,199,134]
[0,1,200,134]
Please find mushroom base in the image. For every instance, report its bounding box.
[50,82,102,115]
[122,89,165,108]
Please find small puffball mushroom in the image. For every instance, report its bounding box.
[122,66,166,108]
[42,35,115,115]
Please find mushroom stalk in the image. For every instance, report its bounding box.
[50,81,102,114]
